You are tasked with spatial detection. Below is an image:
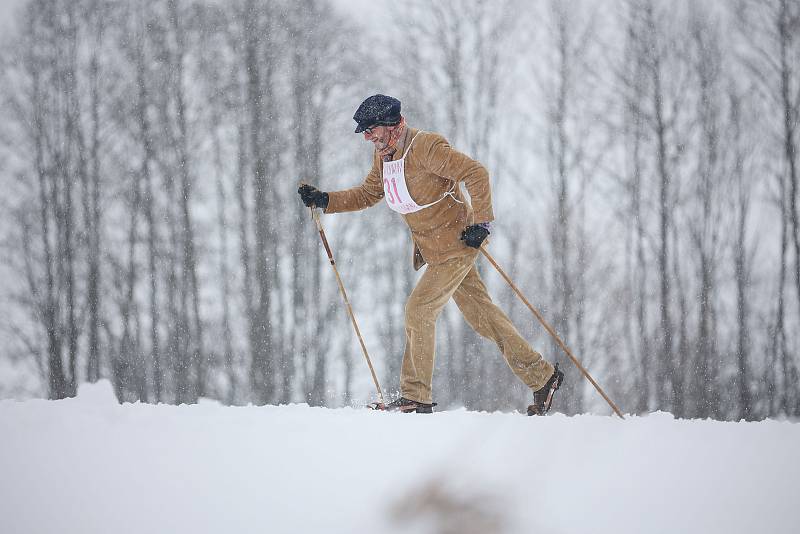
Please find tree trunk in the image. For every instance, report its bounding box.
[244,0,273,405]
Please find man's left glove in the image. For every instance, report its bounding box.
[460,224,490,249]
[298,184,329,210]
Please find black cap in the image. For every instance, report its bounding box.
[353,94,401,133]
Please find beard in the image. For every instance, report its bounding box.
[371,136,389,151]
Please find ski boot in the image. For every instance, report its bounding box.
[527,363,564,416]
[368,396,436,413]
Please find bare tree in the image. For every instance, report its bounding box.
[736,0,800,416]
[237,0,276,405]
[6,0,90,399]
[728,85,758,420]
[615,6,653,413]
[80,0,108,387]
[534,0,602,414]
[686,3,727,418]
[133,0,164,402]
[624,1,694,413]
[197,4,238,404]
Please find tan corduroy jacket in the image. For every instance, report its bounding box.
[325,127,494,270]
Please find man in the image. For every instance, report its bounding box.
[298,94,563,415]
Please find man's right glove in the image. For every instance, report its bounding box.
[298,184,329,210]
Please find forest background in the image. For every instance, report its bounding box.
[1,0,798,421]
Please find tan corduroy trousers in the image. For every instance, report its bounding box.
[400,251,555,404]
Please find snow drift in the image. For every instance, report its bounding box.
[1,380,797,534]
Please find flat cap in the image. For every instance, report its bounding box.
[353,94,401,133]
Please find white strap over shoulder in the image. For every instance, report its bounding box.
[402,130,424,159]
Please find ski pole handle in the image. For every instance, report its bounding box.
[313,210,335,265]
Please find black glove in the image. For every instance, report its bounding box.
[460,224,490,249]
[298,184,329,210]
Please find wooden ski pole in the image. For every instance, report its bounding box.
[310,207,385,406]
[479,247,625,419]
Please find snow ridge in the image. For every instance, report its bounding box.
[1,380,797,534]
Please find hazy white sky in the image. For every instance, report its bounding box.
[0,0,24,30]
[0,0,385,32]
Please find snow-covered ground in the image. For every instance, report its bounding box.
[1,381,797,534]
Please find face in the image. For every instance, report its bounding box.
[362,125,390,150]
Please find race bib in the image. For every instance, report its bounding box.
[382,158,421,214]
